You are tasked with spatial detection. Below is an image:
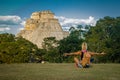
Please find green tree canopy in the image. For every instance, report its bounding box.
[0,33,40,63]
[86,16,120,63]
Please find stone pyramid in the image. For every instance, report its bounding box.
[17,10,69,48]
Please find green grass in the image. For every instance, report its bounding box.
[0,63,120,80]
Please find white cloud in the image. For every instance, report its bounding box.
[0,15,25,34]
[55,16,97,31]
[0,15,97,34]
[0,15,22,25]
[0,27,11,31]
[18,27,24,31]
[20,20,26,26]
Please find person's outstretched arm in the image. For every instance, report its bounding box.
[64,51,81,56]
[89,51,106,56]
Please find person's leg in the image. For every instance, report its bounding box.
[84,64,90,68]
[74,57,83,68]
[74,57,79,68]
[75,63,78,68]
[90,57,94,63]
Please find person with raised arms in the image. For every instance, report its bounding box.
[64,42,105,68]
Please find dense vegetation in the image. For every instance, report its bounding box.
[0,16,120,63]
[86,16,120,63]
[0,33,41,63]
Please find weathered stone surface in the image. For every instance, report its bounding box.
[17,10,69,48]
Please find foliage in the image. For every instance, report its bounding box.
[41,32,84,63]
[86,16,120,63]
[42,37,58,50]
[42,37,61,63]
[0,33,41,63]
[58,29,84,62]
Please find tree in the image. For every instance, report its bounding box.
[58,29,84,62]
[69,25,88,39]
[77,25,83,30]
[69,26,75,32]
[0,33,41,63]
[42,37,61,63]
[85,16,120,63]
[85,25,90,30]
[42,37,58,50]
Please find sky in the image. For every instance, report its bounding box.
[0,0,120,34]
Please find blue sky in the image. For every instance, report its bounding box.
[0,0,120,34]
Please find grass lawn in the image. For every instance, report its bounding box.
[0,63,120,80]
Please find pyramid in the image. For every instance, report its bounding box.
[17,10,69,48]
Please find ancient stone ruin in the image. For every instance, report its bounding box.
[17,10,69,48]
